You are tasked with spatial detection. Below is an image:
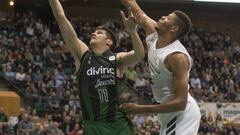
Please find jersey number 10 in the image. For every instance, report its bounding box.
[97,89,109,103]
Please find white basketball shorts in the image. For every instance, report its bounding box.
[158,96,201,135]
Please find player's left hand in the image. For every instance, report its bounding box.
[119,103,142,113]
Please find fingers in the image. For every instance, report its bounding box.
[119,103,127,109]
[127,7,137,25]
[119,104,123,110]
[119,103,127,112]
[120,10,127,21]
[127,7,134,18]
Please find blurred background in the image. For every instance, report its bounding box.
[0,0,240,134]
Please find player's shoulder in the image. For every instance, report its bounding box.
[167,52,189,72]
[167,52,189,65]
[169,52,187,59]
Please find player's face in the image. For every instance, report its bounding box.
[90,29,108,47]
[155,13,177,34]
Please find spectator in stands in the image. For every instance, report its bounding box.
[38,81,48,97]
[50,122,64,135]
[0,123,7,135]
[215,114,223,132]
[190,72,201,89]
[0,107,8,123]
[31,122,42,135]
[18,108,26,122]
[15,68,26,82]
[68,95,81,112]
[40,123,51,134]
[133,114,145,128]
[70,123,81,135]
[134,75,146,98]
[60,116,74,135]
[18,114,34,135]
[198,115,211,134]
[135,75,145,90]
[48,91,60,110]
[7,112,18,133]
[125,66,137,87]
[3,65,15,82]
[32,69,43,85]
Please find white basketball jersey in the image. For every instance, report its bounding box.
[146,32,201,135]
[146,32,193,104]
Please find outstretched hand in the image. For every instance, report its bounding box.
[120,8,137,33]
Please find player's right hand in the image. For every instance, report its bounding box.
[120,8,137,32]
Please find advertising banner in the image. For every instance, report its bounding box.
[199,103,240,124]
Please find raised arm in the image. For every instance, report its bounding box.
[49,0,89,71]
[117,10,145,70]
[121,0,157,35]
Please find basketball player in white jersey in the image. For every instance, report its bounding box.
[119,0,201,135]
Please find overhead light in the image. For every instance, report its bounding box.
[9,1,14,6]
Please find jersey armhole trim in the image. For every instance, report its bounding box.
[80,50,89,64]
[163,51,192,74]
[77,50,89,75]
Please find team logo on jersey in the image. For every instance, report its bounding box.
[109,56,116,61]
[87,66,114,76]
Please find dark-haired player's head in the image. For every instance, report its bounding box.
[89,26,117,51]
[155,10,192,40]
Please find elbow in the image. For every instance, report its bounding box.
[138,53,145,61]
[133,53,145,63]
[137,50,145,61]
[178,104,187,111]
[177,100,187,111]
[135,54,144,63]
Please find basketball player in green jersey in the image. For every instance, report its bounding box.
[49,0,144,134]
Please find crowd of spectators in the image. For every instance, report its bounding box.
[184,27,240,103]
[0,11,240,134]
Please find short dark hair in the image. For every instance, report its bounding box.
[96,26,117,51]
[173,10,192,38]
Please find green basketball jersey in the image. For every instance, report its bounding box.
[77,50,127,122]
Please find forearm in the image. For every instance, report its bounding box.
[139,99,186,113]
[124,0,145,25]
[49,0,73,41]
[129,29,144,60]
[49,0,84,62]
[49,0,65,21]
[122,0,156,35]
